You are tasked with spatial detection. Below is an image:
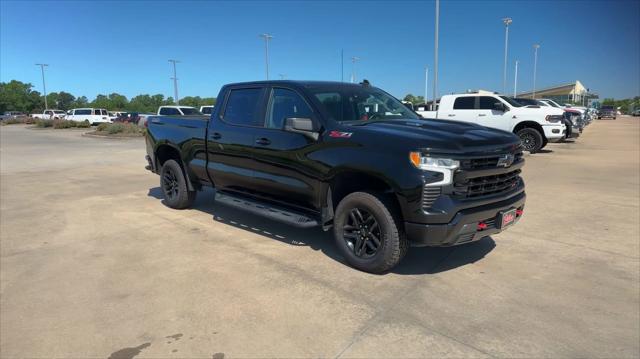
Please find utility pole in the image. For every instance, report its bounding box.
[259,33,273,80]
[433,0,439,111]
[532,44,540,99]
[350,56,360,83]
[502,17,512,94]
[35,63,49,109]
[424,67,429,105]
[513,60,519,97]
[168,59,180,105]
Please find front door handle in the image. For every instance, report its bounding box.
[255,137,271,146]
[210,132,222,140]
[478,114,487,117]
[448,114,456,117]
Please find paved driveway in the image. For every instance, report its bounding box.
[1,119,638,358]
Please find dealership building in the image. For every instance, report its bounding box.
[518,80,598,106]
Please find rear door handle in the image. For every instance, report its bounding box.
[255,137,271,146]
[210,132,222,140]
[448,114,456,117]
[478,114,487,117]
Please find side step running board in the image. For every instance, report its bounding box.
[215,192,319,228]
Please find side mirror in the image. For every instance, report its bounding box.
[284,117,318,140]
[493,102,507,112]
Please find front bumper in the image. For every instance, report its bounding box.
[404,190,526,247]
[543,124,566,142]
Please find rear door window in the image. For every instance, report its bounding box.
[453,97,476,110]
[222,88,264,127]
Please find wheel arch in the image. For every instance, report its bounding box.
[513,121,545,138]
[154,143,196,191]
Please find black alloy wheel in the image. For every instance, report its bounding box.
[162,166,180,201]
[343,207,381,258]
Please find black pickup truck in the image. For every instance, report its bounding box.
[145,81,526,273]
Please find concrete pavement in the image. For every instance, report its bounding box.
[1,119,638,358]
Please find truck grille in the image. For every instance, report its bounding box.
[454,169,521,198]
[422,186,441,210]
[461,152,523,170]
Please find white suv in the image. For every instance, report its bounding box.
[417,93,566,153]
[66,108,111,124]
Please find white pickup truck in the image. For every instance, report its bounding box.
[31,109,66,120]
[417,93,566,153]
[157,106,202,116]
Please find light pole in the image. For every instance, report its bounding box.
[532,44,540,98]
[35,63,49,109]
[168,59,180,105]
[424,67,429,105]
[341,49,344,82]
[350,56,360,83]
[513,60,519,97]
[433,0,439,111]
[502,17,512,94]
[259,33,273,80]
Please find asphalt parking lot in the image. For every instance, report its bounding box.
[1,118,639,358]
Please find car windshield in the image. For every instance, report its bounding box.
[499,96,524,107]
[601,106,614,110]
[310,86,419,123]
[180,107,202,115]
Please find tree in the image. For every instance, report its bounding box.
[108,93,128,110]
[403,94,425,105]
[73,96,89,108]
[91,94,110,109]
[0,80,43,113]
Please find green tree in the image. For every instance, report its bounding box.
[403,94,425,105]
[91,94,110,109]
[73,96,89,108]
[108,93,128,110]
[0,80,43,113]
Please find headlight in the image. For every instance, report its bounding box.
[545,115,563,123]
[409,152,459,186]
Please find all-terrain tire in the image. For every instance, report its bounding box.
[333,191,408,273]
[160,159,196,209]
[517,127,544,153]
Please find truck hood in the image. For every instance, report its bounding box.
[513,106,564,116]
[347,119,520,155]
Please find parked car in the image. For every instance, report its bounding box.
[31,109,66,120]
[144,80,526,273]
[512,98,543,108]
[0,111,27,120]
[631,109,640,116]
[65,108,111,124]
[200,105,214,115]
[417,93,565,153]
[157,106,202,116]
[113,112,140,123]
[598,105,617,120]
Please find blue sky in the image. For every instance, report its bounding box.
[1,0,639,101]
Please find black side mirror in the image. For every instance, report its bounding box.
[493,102,507,112]
[284,117,318,140]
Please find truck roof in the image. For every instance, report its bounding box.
[224,80,373,89]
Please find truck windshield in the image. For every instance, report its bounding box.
[310,87,419,123]
[499,96,524,107]
[180,107,202,115]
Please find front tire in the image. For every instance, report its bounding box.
[517,127,544,153]
[160,159,196,209]
[333,192,408,273]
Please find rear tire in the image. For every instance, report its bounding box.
[517,127,544,153]
[160,159,196,209]
[333,192,408,274]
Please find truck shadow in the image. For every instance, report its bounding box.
[148,187,496,275]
